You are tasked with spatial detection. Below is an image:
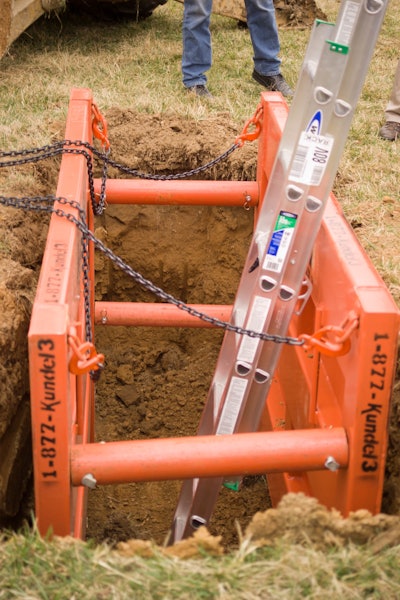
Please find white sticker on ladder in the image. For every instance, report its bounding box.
[216,377,248,436]
[289,132,334,187]
[237,296,272,365]
[335,1,360,46]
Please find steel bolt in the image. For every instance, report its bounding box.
[324,456,340,472]
[81,473,97,489]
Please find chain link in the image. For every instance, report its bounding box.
[0,193,304,347]
[0,135,304,347]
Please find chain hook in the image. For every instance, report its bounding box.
[91,103,110,151]
[235,103,263,147]
[243,194,252,210]
[299,312,359,357]
[68,328,105,375]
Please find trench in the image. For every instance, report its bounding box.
[86,176,272,546]
[2,108,400,547]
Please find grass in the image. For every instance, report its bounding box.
[0,1,399,597]
[1,524,400,599]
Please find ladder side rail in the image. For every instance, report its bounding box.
[169,9,356,543]
[182,23,351,443]
[245,0,393,432]
[192,18,353,439]
[236,0,388,378]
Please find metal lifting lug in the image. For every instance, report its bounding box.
[68,330,105,375]
[299,312,359,357]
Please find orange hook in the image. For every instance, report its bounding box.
[299,312,359,357]
[235,104,263,147]
[68,333,105,375]
[92,103,110,150]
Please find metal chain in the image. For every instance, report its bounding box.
[0,194,304,347]
[0,144,101,215]
[0,123,304,346]
[0,139,239,215]
[0,138,240,180]
[93,143,241,180]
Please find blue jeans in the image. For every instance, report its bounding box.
[182,0,281,88]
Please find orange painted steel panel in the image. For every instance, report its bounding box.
[255,92,288,222]
[28,88,94,537]
[95,302,232,327]
[93,179,259,207]
[70,428,348,485]
[256,93,400,516]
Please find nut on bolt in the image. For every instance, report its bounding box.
[81,473,97,489]
[324,456,340,472]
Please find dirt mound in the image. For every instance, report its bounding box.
[116,493,400,558]
[246,494,400,550]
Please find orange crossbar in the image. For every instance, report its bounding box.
[71,428,348,485]
[95,302,232,327]
[93,179,259,207]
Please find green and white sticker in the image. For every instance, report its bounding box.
[263,211,297,273]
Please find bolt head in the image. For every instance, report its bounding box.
[324,456,340,472]
[81,473,97,489]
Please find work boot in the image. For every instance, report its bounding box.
[379,121,400,141]
[186,85,213,99]
[252,70,293,97]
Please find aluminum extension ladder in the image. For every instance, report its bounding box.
[170,0,390,543]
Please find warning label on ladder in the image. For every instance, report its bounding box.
[263,211,297,273]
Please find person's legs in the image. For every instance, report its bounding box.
[385,59,400,123]
[245,0,281,76]
[244,0,292,96]
[379,59,400,141]
[182,0,213,88]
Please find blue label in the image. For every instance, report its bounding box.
[306,110,322,135]
[268,230,284,256]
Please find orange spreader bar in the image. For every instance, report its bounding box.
[93,179,259,207]
[71,428,348,485]
[95,302,232,327]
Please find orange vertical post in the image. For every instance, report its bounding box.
[28,88,94,537]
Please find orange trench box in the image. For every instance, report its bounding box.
[28,88,400,539]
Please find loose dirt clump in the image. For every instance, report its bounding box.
[274,0,327,28]
[116,493,400,558]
